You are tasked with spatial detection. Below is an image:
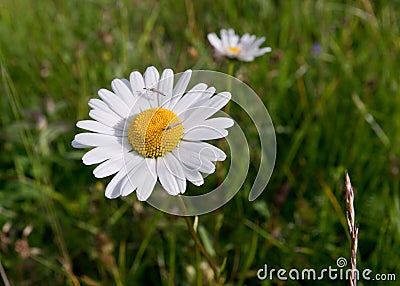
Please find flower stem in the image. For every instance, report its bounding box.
[178,196,220,283]
[184,216,220,282]
[227,61,235,78]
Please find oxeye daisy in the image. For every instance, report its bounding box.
[207,28,271,62]
[72,66,233,201]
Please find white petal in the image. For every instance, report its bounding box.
[186,86,216,109]
[89,109,124,129]
[178,141,226,161]
[128,72,154,111]
[129,71,145,93]
[76,120,123,136]
[173,83,208,114]
[227,30,239,48]
[172,150,204,186]
[249,37,265,49]
[137,176,157,201]
[238,35,270,60]
[239,33,251,45]
[173,69,192,97]
[144,66,160,89]
[158,68,174,107]
[168,69,192,110]
[142,67,161,108]
[175,145,216,174]
[201,143,226,161]
[120,78,131,91]
[105,168,127,199]
[157,153,186,195]
[111,79,135,108]
[182,91,231,123]
[98,88,130,118]
[237,55,254,62]
[181,156,216,174]
[124,152,146,172]
[124,156,147,183]
[184,117,233,131]
[74,133,122,147]
[220,29,229,50]
[128,85,156,112]
[88,98,126,123]
[93,153,124,178]
[134,93,156,112]
[203,87,216,99]
[88,98,125,124]
[207,33,223,53]
[118,153,149,197]
[202,91,231,110]
[119,158,140,197]
[183,167,204,186]
[82,146,122,165]
[183,126,228,141]
[71,139,90,149]
[135,158,157,201]
[88,98,108,111]
[241,34,257,47]
[202,117,234,129]
[120,176,136,197]
[254,47,272,56]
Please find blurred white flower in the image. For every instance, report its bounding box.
[72,66,233,201]
[207,29,271,62]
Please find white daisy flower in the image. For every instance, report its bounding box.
[72,66,233,201]
[207,28,271,62]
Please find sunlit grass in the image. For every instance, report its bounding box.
[1,0,399,285]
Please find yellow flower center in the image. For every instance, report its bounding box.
[228,46,240,54]
[128,108,183,158]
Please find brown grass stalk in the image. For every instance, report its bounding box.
[344,170,359,286]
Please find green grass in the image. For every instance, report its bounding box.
[1,0,400,285]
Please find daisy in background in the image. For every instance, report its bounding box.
[72,66,234,201]
[207,28,271,62]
